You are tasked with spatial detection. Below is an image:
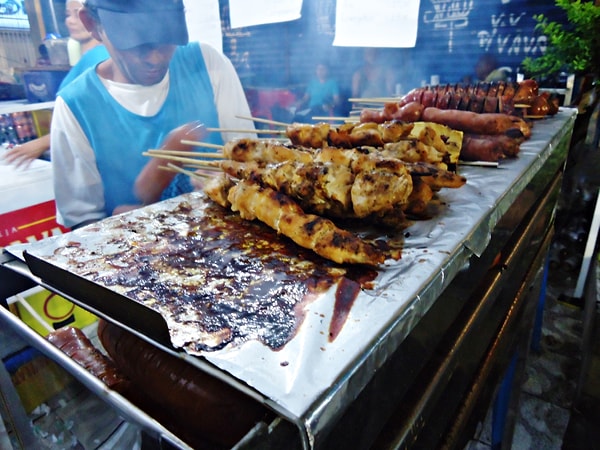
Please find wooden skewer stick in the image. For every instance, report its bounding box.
[189,152,225,159]
[157,164,212,177]
[235,115,290,128]
[146,149,225,160]
[458,160,500,168]
[146,149,205,158]
[179,140,224,149]
[311,116,356,123]
[348,97,399,103]
[142,152,222,167]
[162,163,213,180]
[182,163,222,171]
[206,127,286,134]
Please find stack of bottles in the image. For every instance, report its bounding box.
[0,112,38,147]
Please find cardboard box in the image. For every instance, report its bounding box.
[31,109,52,136]
[22,68,69,103]
[0,199,69,246]
[0,158,69,248]
[3,346,73,413]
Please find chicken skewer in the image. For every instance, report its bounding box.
[203,175,393,265]
[218,158,413,220]
[156,163,391,265]
[218,139,466,190]
[234,114,461,165]
[145,142,465,197]
[150,150,426,227]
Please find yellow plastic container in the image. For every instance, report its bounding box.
[9,286,97,337]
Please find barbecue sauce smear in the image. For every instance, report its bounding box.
[55,195,379,354]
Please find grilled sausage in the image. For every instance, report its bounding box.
[97,319,271,449]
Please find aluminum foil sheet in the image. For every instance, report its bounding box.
[6,108,577,448]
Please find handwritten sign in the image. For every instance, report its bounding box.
[423,0,474,53]
[333,0,420,47]
[184,0,223,52]
[229,0,303,29]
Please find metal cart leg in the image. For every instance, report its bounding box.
[491,352,518,450]
[530,256,550,353]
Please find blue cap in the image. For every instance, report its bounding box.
[86,0,188,50]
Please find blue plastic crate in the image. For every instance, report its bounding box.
[22,69,69,103]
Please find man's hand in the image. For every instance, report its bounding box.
[134,121,207,205]
[2,135,51,169]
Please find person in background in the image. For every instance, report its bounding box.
[60,0,109,86]
[351,48,396,99]
[466,53,511,84]
[36,44,51,66]
[294,61,341,122]
[50,0,255,229]
[3,0,108,168]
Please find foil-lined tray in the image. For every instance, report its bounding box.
[5,109,577,448]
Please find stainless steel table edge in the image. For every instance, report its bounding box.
[0,303,193,449]
[302,109,577,445]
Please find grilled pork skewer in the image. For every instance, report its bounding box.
[219,158,413,219]
[284,120,459,165]
[220,139,465,190]
[205,176,391,265]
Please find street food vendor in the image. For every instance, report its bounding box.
[50,0,255,229]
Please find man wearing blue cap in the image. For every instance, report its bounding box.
[50,0,256,228]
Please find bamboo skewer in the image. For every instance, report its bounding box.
[160,163,212,180]
[311,116,357,123]
[458,161,500,168]
[348,97,399,103]
[142,152,222,167]
[179,140,223,149]
[145,149,209,158]
[207,127,286,134]
[146,148,225,160]
[235,115,290,128]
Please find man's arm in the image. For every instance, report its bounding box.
[200,43,257,142]
[51,97,107,228]
[3,134,50,168]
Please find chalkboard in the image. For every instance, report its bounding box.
[219,0,567,98]
[415,0,565,84]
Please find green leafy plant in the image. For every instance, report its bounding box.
[521,0,600,80]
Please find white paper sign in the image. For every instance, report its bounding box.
[185,0,223,53]
[333,0,420,48]
[228,0,303,29]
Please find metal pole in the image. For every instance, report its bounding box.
[574,191,600,298]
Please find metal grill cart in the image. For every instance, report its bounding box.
[1,109,577,449]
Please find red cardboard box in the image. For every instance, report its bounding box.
[0,158,69,248]
[0,200,69,246]
[1,158,95,338]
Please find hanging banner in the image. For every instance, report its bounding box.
[184,0,223,53]
[228,0,303,29]
[333,0,420,48]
